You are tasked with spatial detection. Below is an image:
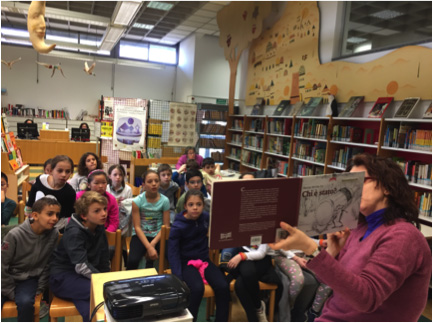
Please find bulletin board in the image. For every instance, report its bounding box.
[244,1,432,106]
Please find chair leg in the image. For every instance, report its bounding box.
[50,317,58,322]
[268,290,276,322]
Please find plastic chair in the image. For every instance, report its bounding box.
[49,229,122,321]
[159,225,231,321]
[1,293,43,321]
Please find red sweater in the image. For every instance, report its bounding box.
[308,219,431,322]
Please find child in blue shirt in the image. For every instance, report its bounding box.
[1,172,17,226]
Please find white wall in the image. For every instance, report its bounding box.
[175,34,196,103]
[1,45,176,119]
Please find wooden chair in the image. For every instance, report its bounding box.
[21,180,32,204]
[159,225,231,321]
[49,229,123,321]
[17,200,25,224]
[126,182,141,196]
[1,293,43,321]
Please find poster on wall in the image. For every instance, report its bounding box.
[168,102,198,147]
[113,105,147,151]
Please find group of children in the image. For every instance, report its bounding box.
[1,148,329,322]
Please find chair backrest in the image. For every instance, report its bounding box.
[16,201,25,224]
[21,181,32,204]
[175,187,181,200]
[159,225,170,274]
[126,182,141,197]
[106,229,122,272]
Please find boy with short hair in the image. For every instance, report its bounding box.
[1,172,17,226]
[157,164,180,223]
[172,159,200,193]
[201,157,222,195]
[175,170,210,214]
[1,197,60,321]
[49,191,110,322]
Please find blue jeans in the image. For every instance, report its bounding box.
[1,276,39,322]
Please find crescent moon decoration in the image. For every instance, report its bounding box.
[27,1,56,54]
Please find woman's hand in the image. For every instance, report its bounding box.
[269,222,317,255]
[227,254,242,269]
[293,255,308,268]
[326,229,350,258]
[146,245,158,260]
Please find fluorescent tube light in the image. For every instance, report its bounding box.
[147,1,174,11]
[112,1,143,26]
[133,23,154,30]
[370,10,403,20]
[99,26,125,51]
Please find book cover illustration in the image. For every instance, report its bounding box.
[251,98,265,115]
[273,100,291,116]
[300,97,322,116]
[368,97,393,118]
[297,172,364,236]
[338,96,364,117]
[285,101,304,116]
[423,103,432,119]
[394,97,420,118]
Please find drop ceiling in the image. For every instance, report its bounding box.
[1,1,230,48]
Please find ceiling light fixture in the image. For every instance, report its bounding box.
[133,23,155,30]
[112,1,143,26]
[147,1,174,11]
[370,10,404,20]
[347,36,367,44]
[99,26,125,51]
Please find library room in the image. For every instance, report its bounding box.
[1,1,431,322]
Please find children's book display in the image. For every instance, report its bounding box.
[300,97,322,116]
[423,103,432,119]
[273,100,291,116]
[285,101,304,116]
[368,97,393,118]
[251,98,265,115]
[338,96,364,117]
[209,172,364,248]
[393,97,421,118]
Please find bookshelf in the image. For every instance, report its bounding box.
[196,103,228,163]
[223,102,432,226]
[1,152,29,202]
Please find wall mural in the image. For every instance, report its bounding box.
[245,1,432,106]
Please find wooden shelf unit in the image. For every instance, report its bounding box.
[1,152,30,202]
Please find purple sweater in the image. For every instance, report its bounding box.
[175,154,203,169]
[308,219,431,322]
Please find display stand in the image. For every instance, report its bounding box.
[1,152,29,202]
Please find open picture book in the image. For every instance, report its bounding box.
[209,172,364,249]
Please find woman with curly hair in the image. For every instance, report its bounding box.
[270,153,431,321]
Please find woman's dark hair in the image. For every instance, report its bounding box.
[86,170,109,190]
[184,189,205,206]
[142,169,158,182]
[24,119,34,124]
[79,122,89,130]
[184,146,196,155]
[346,153,419,228]
[51,155,74,173]
[239,172,255,179]
[77,152,103,176]
[108,164,126,188]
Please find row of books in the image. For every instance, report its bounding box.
[241,150,262,168]
[414,191,432,218]
[147,136,162,149]
[393,159,432,186]
[244,135,264,150]
[1,131,24,171]
[267,119,286,134]
[292,162,324,177]
[229,147,241,159]
[332,125,366,143]
[202,110,228,120]
[249,119,265,133]
[331,147,364,169]
[267,137,290,156]
[230,134,242,145]
[200,124,226,134]
[384,126,432,151]
[132,150,146,158]
[293,141,326,163]
[2,105,70,119]
[228,161,240,171]
[147,123,163,136]
[211,151,224,162]
[199,138,225,148]
[232,119,244,129]
[294,119,327,139]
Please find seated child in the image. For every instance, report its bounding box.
[29,159,52,185]
[49,191,110,322]
[106,164,132,203]
[175,170,210,214]
[157,164,179,223]
[69,152,103,192]
[200,157,222,195]
[1,172,17,226]
[172,159,200,194]
[1,197,60,322]
[169,190,230,322]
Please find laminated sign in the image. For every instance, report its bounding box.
[168,102,198,147]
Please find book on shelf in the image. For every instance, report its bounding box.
[285,101,304,116]
[273,100,291,116]
[423,103,432,119]
[363,128,375,144]
[209,172,364,248]
[300,97,322,116]
[393,97,421,118]
[251,98,265,115]
[368,97,393,118]
[338,96,364,117]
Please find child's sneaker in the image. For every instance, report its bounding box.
[256,300,268,322]
[39,301,49,319]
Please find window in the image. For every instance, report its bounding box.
[340,1,431,57]
[149,44,177,64]
[119,41,149,60]
[119,41,177,65]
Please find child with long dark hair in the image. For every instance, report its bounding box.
[69,152,103,192]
